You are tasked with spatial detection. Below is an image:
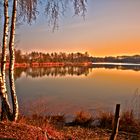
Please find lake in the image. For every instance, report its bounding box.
[14,64,140,119]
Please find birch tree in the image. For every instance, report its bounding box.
[0,1,13,119]
[0,0,87,121]
[8,0,19,121]
[1,0,10,120]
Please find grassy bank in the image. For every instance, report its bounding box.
[0,110,140,139]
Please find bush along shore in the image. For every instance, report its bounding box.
[0,108,140,140]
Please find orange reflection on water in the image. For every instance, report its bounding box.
[88,68,140,94]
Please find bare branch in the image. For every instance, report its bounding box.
[44,0,87,31]
[72,0,87,17]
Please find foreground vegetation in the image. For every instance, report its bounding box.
[0,110,140,139]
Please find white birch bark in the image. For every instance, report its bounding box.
[8,0,19,121]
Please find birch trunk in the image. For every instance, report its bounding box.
[8,0,19,121]
[0,74,13,121]
[1,0,9,121]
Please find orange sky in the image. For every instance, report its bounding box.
[89,39,140,56]
[18,0,140,57]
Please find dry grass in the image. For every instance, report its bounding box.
[97,110,140,133]
[17,114,65,139]
[120,110,140,133]
[47,114,65,124]
[1,110,140,140]
[98,111,113,129]
[72,111,93,126]
[21,110,140,134]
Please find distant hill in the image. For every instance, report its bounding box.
[92,55,140,64]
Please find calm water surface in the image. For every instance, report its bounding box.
[15,65,140,118]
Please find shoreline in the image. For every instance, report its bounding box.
[0,62,140,68]
[0,62,93,68]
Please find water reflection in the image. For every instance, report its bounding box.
[14,64,140,117]
[14,64,140,79]
[14,66,91,79]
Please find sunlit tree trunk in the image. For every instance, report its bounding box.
[1,0,9,78]
[8,0,19,121]
[0,74,13,121]
[1,0,9,121]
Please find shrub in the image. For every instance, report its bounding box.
[120,110,140,133]
[47,114,65,123]
[73,111,93,126]
[98,111,113,129]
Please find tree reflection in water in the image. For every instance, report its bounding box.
[14,66,92,79]
[14,64,140,80]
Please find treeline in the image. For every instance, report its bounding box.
[1,50,92,63]
[0,49,139,64]
[13,50,140,64]
[92,55,140,64]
